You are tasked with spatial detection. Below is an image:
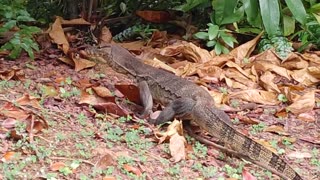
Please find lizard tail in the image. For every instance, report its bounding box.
[193,105,303,180]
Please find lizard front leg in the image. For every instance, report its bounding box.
[138,81,153,116]
[153,98,196,125]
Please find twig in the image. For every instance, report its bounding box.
[49,156,95,166]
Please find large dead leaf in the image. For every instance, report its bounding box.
[230,32,262,65]
[253,61,291,80]
[143,57,177,74]
[251,49,281,66]
[224,68,257,89]
[229,90,279,105]
[60,17,90,25]
[287,91,315,114]
[72,55,96,72]
[281,53,308,70]
[48,16,69,54]
[160,42,213,63]
[114,84,141,105]
[16,94,42,109]
[169,133,186,162]
[260,71,280,93]
[225,77,249,89]
[291,68,320,86]
[0,102,29,120]
[0,66,25,81]
[136,10,172,23]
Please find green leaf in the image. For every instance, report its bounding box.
[212,0,243,25]
[208,25,219,40]
[221,34,236,48]
[3,20,17,30]
[283,15,295,36]
[17,15,35,22]
[242,0,261,27]
[206,40,216,47]
[214,42,222,55]
[259,0,280,36]
[194,32,209,40]
[175,0,209,12]
[222,45,230,54]
[285,0,307,25]
[9,46,22,59]
[20,43,34,59]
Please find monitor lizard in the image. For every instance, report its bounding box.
[86,44,303,180]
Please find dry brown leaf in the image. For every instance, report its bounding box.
[96,152,115,169]
[0,102,30,120]
[242,169,257,180]
[117,41,146,51]
[99,26,113,45]
[229,90,279,105]
[48,17,69,54]
[1,151,15,162]
[225,77,248,89]
[160,42,213,63]
[143,57,177,74]
[252,49,281,65]
[291,68,319,86]
[224,68,257,89]
[297,112,315,122]
[72,55,96,72]
[92,86,113,98]
[196,65,224,79]
[103,176,117,180]
[2,118,16,129]
[260,71,280,93]
[114,84,141,105]
[123,164,142,176]
[281,52,308,70]
[264,125,289,136]
[287,91,315,114]
[169,133,186,162]
[230,32,263,65]
[254,61,291,80]
[0,66,25,81]
[175,62,200,77]
[16,94,42,109]
[155,120,183,144]
[50,162,66,171]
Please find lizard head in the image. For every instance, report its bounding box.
[85,46,112,64]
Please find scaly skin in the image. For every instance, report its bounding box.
[86,44,303,180]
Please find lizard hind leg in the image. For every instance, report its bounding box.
[153,98,196,125]
[138,81,153,116]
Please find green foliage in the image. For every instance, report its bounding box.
[258,35,293,59]
[0,2,41,59]
[113,24,156,42]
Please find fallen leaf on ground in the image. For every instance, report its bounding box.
[123,164,142,176]
[229,90,279,105]
[48,16,69,54]
[287,90,315,114]
[16,94,42,109]
[287,151,312,159]
[50,162,66,171]
[169,133,186,162]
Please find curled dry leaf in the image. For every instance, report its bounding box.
[264,125,290,136]
[155,120,184,144]
[0,102,30,120]
[281,52,308,70]
[260,71,280,93]
[1,151,15,162]
[0,66,25,81]
[287,91,315,115]
[242,168,257,180]
[92,86,113,98]
[50,162,66,171]
[123,164,142,176]
[169,133,187,162]
[229,90,279,105]
[72,55,96,72]
[297,112,315,122]
[287,151,312,159]
[291,68,320,86]
[254,61,291,80]
[225,77,249,90]
[16,94,42,109]
[252,49,281,66]
[103,176,116,180]
[143,57,177,74]
[99,26,113,45]
[224,68,257,89]
[114,84,141,105]
[96,152,115,169]
[160,42,213,63]
[229,32,262,65]
[48,17,69,54]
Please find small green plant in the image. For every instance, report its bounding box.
[194,23,237,54]
[192,162,217,178]
[0,3,41,59]
[219,87,228,95]
[193,141,208,158]
[250,122,266,134]
[277,94,288,103]
[223,164,241,179]
[167,164,181,177]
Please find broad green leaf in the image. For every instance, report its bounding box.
[194,32,209,40]
[220,5,245,25]
[285,0,307,25]
[212,0,240,25]
[283,15,295,36]
[313,13,320,23]
[259,0,280,36]
[9,46,22,59]
[206,40,216,47]
[221,35,236,48]
[17,15,35,22]
[20,43,34,59]
[242,0,261,27]
[214,42,222,55]
[3,20,17,30]
[222,45,230,54]
[208,25,219,40]
[1,42,13,50]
